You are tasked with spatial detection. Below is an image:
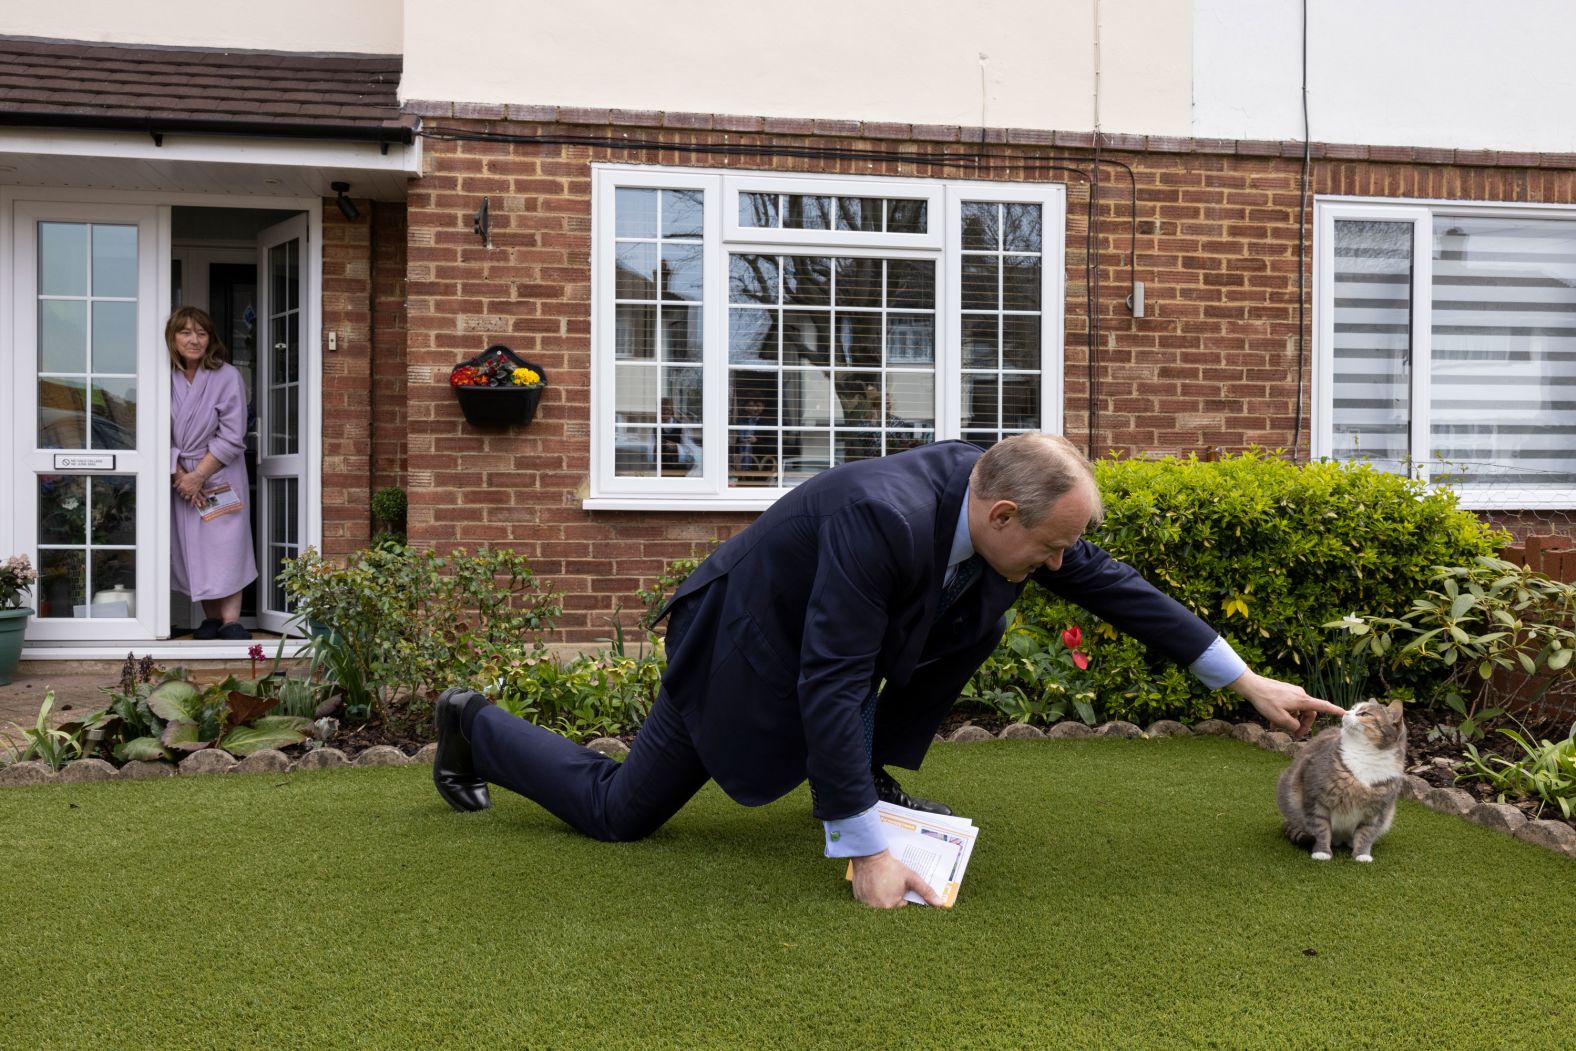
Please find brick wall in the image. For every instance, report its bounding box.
[320,203,370,559]
[371,202,408,499]
[396,112,1576,640]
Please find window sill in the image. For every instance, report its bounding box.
[1452,490,1576,512]
[582,495,780,513]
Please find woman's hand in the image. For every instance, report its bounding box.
[173,468,207,508]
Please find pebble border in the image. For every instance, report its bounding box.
[3,721,1571,861]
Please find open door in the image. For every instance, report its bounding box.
[11,201,167,642]
[254,214,308,634]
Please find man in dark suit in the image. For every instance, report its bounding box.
[432,435,1342,907]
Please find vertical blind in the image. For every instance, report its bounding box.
[1429,216,1576,486]
[1331,214,1576,489]
[1330,220,1413,473]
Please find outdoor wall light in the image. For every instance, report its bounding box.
[332,181,361,222]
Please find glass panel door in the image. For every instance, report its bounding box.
[254,215,308,634]
[11,202,165,641]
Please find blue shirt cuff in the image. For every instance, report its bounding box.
[823,806,887,858]
[1190,636,1248,690]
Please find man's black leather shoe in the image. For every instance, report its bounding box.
[433,688,491,812]
[872,766,953,816]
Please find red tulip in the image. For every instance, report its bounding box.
[1061,625,1082,650]
[1072,650,1089,670]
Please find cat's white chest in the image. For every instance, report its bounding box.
[1340,736,1402,786]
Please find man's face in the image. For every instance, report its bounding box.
[971,486,1095,582]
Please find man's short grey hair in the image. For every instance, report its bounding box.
[968,434,1104,528]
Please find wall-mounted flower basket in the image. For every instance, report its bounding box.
[450,344,547,428]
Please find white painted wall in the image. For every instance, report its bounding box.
[10,1,1571,152]
[1194,0,1576,152]
[400,0,1194,136]
[0,0,401,54]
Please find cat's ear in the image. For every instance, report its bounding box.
[1386,698,1404,718]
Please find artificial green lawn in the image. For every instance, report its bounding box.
[2,737,1571,1050]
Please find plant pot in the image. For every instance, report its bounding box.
[453,384,544,428]
[0,607,33,686]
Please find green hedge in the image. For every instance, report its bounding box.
[989,452,1507,724]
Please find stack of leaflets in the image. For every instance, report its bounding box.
[845,801,979,908]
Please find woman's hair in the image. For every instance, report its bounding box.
[165,307,227,371]
[969,433,1104,528]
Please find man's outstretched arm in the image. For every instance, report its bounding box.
[1226,667,1346,737]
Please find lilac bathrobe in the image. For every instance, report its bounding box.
[171,363,258,601]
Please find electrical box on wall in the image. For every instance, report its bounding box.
[1126,281,1146,318]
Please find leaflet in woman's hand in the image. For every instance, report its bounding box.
[198,482,244,522]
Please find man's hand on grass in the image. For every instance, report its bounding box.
[850,849,943,909]
[1227,668,1347,738]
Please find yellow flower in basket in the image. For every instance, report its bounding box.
[512,367,542,387]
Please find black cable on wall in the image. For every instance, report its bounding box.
[1293,0,1312,463]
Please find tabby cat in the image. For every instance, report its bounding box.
[1276,699,1406,862]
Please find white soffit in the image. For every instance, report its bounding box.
[0,127,419,200]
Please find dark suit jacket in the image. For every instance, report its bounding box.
[660,441,1218,820]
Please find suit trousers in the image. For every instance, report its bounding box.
[871,614,1008,771]
[470,600,1007,840]
[470,595,709,842]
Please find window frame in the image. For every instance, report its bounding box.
[588,164,1065,511]
[1314,195,1576,510]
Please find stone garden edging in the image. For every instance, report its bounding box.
[3,721,1571,861]
[0,742,438,789]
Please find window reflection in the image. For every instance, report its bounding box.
[615,187,708,478]
[960,200,1044,445]
[727,251,937,487]
[740,193,928,235]
[36,472,136,619]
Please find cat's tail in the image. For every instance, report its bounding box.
[1276,768,1315,848]
[1281,821,1315,849]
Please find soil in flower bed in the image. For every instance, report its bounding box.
[1401,713,1574,830]
[275,710,430,763]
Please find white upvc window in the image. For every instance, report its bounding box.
[588,165,1065,510]
[1314,197,1576,510]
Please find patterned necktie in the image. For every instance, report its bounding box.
[938,553,985,614]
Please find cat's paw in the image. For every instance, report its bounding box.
[1310,851,1332,861]
[1354,854,1373,863]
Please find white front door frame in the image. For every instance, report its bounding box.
[9,199,166,642]
[2,185,323,659]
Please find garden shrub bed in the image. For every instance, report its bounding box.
[971,452,1506,727]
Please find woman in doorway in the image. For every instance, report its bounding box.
[168,307,257,640]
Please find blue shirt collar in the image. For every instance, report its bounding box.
[948,484,975,570]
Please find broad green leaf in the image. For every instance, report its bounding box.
[160,720,210,752]
[1449,592,1475,619]
[1549,646,1573,671]
[1517,651,1536,674]
[114,736,167,762]
[220,721,311,755]
[146,680,201,721]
